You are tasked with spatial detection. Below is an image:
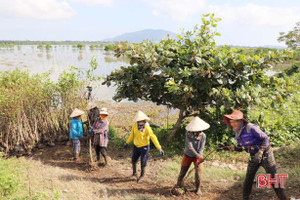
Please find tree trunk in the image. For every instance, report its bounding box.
[166,108,186,144]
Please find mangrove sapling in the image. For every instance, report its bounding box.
[0,68,85,154]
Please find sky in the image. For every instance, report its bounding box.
[0,0,299,46]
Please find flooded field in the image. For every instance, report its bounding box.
[0,45,127,101]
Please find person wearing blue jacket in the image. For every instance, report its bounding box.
[70,108,85,162]
[223,110,287,200]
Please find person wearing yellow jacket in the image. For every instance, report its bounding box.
[124,110,164,182]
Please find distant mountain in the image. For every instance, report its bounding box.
[261,45,285,49]
[103,29,178,43]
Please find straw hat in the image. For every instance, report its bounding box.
[86,101,98,110]
[133,111,150,122]
[100,107,109,115]
[70,108,85,118]
[186,117,210,132]
[223,110,248,127]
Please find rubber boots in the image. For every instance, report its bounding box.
[137,165,146,183]
[103,155,108,166]
[195,164,202,195]
[74,152,80,163]
[176,166,189,187]
[132,162,137,176]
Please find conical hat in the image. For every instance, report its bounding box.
[100,107,109,115]
[133,111,150,122]
[186,117,210,132]
[70,108,85,118]
[86,102,98,110]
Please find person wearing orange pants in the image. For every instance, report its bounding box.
[175,117,210,195]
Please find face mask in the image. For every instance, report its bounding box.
[137,122,145,126]
[188,131,202,139]
[100,115,107,120]
[137,121,146,132]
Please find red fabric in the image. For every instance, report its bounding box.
[223,110,248,127]
[181,154,202,167]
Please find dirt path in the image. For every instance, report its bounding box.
[26,143,295,200]
[28,143,228,199]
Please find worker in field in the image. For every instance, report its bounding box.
[70,108,85,163]
[173,117,209,196]
[123,111,164,183]
[86,101,100,125]
[223,110,287,200]
[92,107,110,166]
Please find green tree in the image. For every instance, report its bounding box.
[278,21,300,49]
[104,14,291,141]
[77,43,85,50]
[37,44,44,50]
[45,43,52,50]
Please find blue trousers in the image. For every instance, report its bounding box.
[132,145,150,167]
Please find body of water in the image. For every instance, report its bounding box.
[0,45,127,101]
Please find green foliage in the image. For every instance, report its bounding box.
[278,62,300,77]
[37,44,43,50]
[109,125,117,138]
[31,188,61,200]
[0,43,14,49]
[0,56,103,152]
[0,68,85,152]
[278,21,300,49]
[104,13,293,144]
[89,44,104,50]
[45,44,52,50]
[0,155,21,198]
[153,125,186,155]
[246,65,300,146]
[76,43,85,50]
[109,125,126,148]
[104,43,117,51]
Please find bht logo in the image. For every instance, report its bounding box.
[257,174,288,188]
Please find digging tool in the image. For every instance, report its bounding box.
[171,146,229,196]
[182,146,229,183]
[85,86,95,166]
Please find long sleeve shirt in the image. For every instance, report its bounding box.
[92,118,109,147]
[126,122,162,149]
[184,132,206,158]
[235,123,270,154]
[70,118,83,139]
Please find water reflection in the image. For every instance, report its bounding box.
[46,54,51,60]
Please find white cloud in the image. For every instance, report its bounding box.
[208,3,300,27]
[142,0,300,28]
[143,0,206,21]
[71,0,113,6]
[0,0,76,20]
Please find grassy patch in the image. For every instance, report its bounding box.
[0,155,22,198]
[155,155,245,187]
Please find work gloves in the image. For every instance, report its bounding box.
[88,126,93,134]
[234,145,243,152]
[196,155,203,164]
[123,143,128,149]
[159,149,164,156]
[253,150,264,163]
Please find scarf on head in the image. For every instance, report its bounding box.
[235,120,245,137]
